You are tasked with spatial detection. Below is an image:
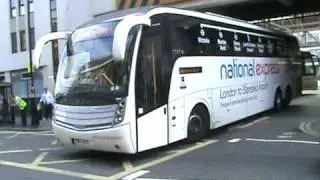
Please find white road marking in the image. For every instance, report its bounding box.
[282,132,295,136]
[277,135,292,139]
[0,149,33,154]
[38,147,63,151]
[245,138,320,145]
[5,133,19,139]
[228,138,242,143]
[0,147,63,155]
[0,131,53,135]
[237,116,269,129]
[122,170,150,180]
[299,121,319,137]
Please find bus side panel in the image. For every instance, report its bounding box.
[169,56,294,134]
[168,58,213,142]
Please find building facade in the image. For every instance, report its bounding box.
[0,0,116,98]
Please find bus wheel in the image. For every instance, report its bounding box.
[186,105,209,143]
[283,87,292,108]
[273,89,283,111]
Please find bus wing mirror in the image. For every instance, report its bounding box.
[33,31,72,69]
[112,15,151,61]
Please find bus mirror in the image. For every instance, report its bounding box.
[33,31,72,69]
[113,15,151,61]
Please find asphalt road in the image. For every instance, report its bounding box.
[1,92,320,180]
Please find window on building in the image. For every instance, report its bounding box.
[10,0,17,18]
[11,32,18,53]
[30,28,35,49]
[19,0,34,16]
[20,30,26,51]
[50,0,57,32]
[0,73,5,82]
[19,28,34,51]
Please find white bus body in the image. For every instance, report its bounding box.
[33,7,302,154]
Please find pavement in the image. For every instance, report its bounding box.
[0,116,52,131]
[0,91,320,180]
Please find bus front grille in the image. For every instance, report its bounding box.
[53,104,117,131]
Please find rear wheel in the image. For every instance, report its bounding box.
[187,105,210,143]
[283,87,292,108]
[273,89,283,111]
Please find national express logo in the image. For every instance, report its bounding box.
[220,59,280,80]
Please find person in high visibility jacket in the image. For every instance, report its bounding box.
[11,94,27,126]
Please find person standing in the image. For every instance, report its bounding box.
[11,93,27,126]
[39,88,54,120]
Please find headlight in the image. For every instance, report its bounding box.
[114,98,126,125]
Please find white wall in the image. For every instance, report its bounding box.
[34,0,54,91]
[89,0,117,17]
[0,0,14,73]
[57,0,116,31]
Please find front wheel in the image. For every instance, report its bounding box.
[186,106,209,143]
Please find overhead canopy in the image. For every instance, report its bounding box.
[116,0,320,21]
[197,0,320,21]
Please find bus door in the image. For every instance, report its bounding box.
[135,26,169,152]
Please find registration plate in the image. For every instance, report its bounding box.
[71,138,89,145]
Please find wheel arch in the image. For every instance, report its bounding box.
[184,96,212,137]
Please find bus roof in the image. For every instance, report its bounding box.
[77,6,156,29]
[77,6,294,39]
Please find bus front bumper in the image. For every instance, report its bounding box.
[52,122,136,154]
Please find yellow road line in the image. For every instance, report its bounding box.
[0,139,217,180]
[165,150,181,154]
[32,152,48,166]
[40,159,91,165]
[122,160,134,171]
[0,160,111,180]
[109,139,217,180]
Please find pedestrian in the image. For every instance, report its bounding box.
[11,93,27,126]
[39,88,54,120]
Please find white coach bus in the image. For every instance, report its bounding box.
[33,6,302,154]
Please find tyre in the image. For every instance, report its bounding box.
[273,89,283,111]
[186,105,210,143]
[283,87,292,108]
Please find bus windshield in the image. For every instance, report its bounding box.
[55,20,134,106]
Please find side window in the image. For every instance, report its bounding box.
[256,36,267,57]
[169,15,200,59]
[242,34,258,57]
[266,38,277,58]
